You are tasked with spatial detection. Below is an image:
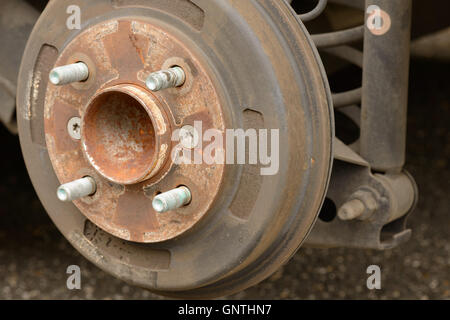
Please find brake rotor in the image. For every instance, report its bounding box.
[17,0,333,298]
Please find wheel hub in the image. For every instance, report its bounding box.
[18,0,333,298]
[44,18,226,243]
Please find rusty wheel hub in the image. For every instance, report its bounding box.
[44,18,226,243]
[18,0,333,298]
[82,84,170,185]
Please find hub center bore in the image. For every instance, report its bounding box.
[82,84,170,185]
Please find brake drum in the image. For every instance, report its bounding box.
[17,0,333,298]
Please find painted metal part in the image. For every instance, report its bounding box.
[360,0,413,172]
[302,0,417,249]
[305,139,418,250]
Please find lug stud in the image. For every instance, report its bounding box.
[49,62,89,85]
[146,66,185,92]
[152,186,191,213]
[57,177,97,202]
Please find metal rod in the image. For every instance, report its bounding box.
[312,25,365,48]
[360,0,412,172]
[323,46,364,68]
[299,0,328,22]
[333,88,362,109]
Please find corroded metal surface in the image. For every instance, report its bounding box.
[44,18,226,243]
[18,0,333,298]
[82,84,170,185]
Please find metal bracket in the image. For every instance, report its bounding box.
[305,138,418,249]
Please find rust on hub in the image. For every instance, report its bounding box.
[44,18,226,243]
[82,84,170,185]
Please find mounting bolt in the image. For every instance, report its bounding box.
[152,186,191,213]
[57,177,97,202]
[338,199,366,220]
[49,62,89,85]
[146,66,185,92]
[338,189,379,221]
[67,117,81,140]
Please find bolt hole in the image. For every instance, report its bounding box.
[319,198,337,223]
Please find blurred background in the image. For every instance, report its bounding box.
[0,27,448,300]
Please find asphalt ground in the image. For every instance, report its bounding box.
[0,58,448,300]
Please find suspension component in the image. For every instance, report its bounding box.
[338,189,379,221]
[49,62,89,85]
[361,0,413,172]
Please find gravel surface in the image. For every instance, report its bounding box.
[0,59,448,300]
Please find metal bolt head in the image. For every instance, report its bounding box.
[67,117,81,140]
